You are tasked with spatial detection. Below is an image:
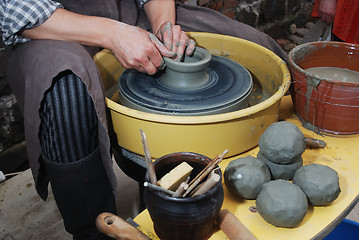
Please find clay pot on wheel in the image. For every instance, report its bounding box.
[118,47,253,116]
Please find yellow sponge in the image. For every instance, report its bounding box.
[158,162,193,191]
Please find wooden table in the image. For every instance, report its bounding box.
[134,95,359,240]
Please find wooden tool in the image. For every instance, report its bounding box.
[191,171,220,196]
[144,181,175,196]
[140,129,157,185]
[96,212,151,240]
[305,137,326,148]
[172,181,189,197]
[183,149,228,197]
[216,209,257,240]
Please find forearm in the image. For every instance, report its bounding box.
[22,8,119,50]
[143,0,175,34]
[0,0,62,45]
[20,7,175,75]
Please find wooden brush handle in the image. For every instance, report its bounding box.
[191,172,220,196]
[217,209,257,240]
[305,137,326,148]
[96,212,151,240]
[140,129,157,185]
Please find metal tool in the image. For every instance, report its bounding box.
[125,218,160,240]
[144,181,175,196]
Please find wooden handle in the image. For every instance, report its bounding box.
[305,137,326,148]
[172,181,188,197]
[184,149,228,197]
[96,212,151,240]
[140,129,157,185]
[216,209,257,240]
[191,172,220,196]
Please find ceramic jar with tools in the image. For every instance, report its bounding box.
[143,152,224,240]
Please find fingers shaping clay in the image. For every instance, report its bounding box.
[258,121,306,164]
[224,156,271,200]
[257,150,303,180]
[256,179,308,228]
[292,164,341,206]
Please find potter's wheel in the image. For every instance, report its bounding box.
[118,47,253,115]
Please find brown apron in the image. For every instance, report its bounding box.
[7,0,288,200]
[7,0,119,200]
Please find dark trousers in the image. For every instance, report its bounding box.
[39,72,116,239]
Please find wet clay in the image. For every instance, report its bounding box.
[292,164,341,206]
[257,150,303,180]
[258,121,306,164]
[224,157,271,200]
[256,179,308,228]
[247,74,271,107]
[306,67,359,83]
[118,48,253,116]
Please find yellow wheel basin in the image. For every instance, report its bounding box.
[94,32,290,158]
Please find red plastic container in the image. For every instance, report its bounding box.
[289,41,359,135]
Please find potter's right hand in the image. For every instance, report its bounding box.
[19,9,173,75]
[110,22,176,75]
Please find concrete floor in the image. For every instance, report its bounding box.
[347,201,359,223]
[0,159,142,240]
[0,169,72,240]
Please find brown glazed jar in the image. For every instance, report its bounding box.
[143,152,224,240]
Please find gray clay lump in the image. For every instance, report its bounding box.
[292,164,341,206]
[257,150,303,180]
[224,156,271,199]
[258,121,306,164]
[256,179,308,228]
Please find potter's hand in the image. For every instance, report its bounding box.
[19,8,174,75]
[318,0,337,24]
[155,21,196,61]
[111,23,176,75]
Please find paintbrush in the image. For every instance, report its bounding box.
[191,170,221,197]
[140,129,157,185]
[183,149,228,197]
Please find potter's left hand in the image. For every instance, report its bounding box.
[155,21,196,61]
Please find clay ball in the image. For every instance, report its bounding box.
[292,164,341,206]
[224,156,271,200]
[258,121,306,164]
[257,150,303,180]
[256,179,308,228]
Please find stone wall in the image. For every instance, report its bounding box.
[0,1,315,172]
[0,42,29,174]
[0,43,24,153]
[183,0,315,39]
